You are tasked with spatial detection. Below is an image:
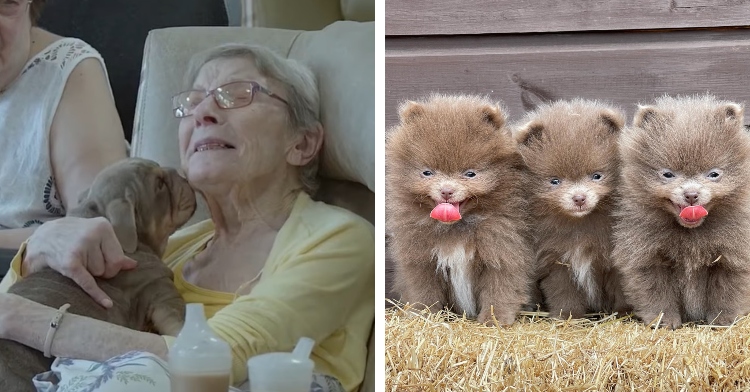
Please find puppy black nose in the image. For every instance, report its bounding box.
[684,192,699,205]
[440,187,454,199]
[573,195,586,207]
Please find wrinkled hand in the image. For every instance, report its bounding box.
[23,216,137,308]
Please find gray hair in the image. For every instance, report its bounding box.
[183,44,322,195]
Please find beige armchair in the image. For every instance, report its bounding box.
[129,20,375,392]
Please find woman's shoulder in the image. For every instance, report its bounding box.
[296,192,374,236]
[24,29,103,74]
[282,193,374,256]
[265,193,374,273]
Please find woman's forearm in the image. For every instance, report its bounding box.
[1,294,168,362]
[0,227,38,250]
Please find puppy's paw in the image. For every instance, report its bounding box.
[641,311,682,330]
[708,311,739,326]
[662,315,682,330]
[477,307,516,326]
[150,304,186,336]
[549,306,586,320]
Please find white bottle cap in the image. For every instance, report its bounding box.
[247,337,315,392]
[169,303,232,374]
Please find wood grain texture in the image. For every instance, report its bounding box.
[385,0,750,36]
[385,29,750,131]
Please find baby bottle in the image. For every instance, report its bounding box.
[169,303,232,392]
[247,336,316,392]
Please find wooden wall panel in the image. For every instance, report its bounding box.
[384,28,750,304]
[386,0,750,36]
[385,29,750,132]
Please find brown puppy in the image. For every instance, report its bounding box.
[514,99,630,319]
[385,94,534,325]
[613,94,750,329]
[0,157,196,391]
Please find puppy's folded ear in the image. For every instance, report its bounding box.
[479,104,506,130]
[105,198,138,254]
[599,108,626,134]
[633,105,661,129]
[716,102,744,127]
[398,100,425,124]
[514,120,545,146]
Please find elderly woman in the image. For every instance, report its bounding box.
[0,43,374,392]
[0,0,128,248]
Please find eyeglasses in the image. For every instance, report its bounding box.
[172,81,289,118]
[0,0,31,18]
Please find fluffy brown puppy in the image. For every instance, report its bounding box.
[385,94,534,325]
[514,99,631,319]
[0,157,196,391]
[613,94,750,329]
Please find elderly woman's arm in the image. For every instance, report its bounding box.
[0,293,167,361]
[0,57,127,249]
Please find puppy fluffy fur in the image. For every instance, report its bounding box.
[514,99,630,318]
[385,93,534,325]
[613,94,750,329]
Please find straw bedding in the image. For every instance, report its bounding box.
[385,301,750,391]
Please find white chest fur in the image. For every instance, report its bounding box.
[433,245,477,318]
[562,246,601,309]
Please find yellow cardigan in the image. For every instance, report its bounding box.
[0,192,375,392]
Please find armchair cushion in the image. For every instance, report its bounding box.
[290,21,375,193]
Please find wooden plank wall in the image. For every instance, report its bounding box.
[384,1,750,306]
[385,0,750,36]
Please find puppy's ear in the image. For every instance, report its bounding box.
[599,108,625,134]
[105,198,138,254]
[514,120,545,146]
[480,104,506,130]
[398,100,425,124]
[716,102,744,127]
[633,105,661,129]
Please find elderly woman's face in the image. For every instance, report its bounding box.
[0,0,32,75]
[178,57,293,189]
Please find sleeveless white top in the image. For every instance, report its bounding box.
[0,38,109,229]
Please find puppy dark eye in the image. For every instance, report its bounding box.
[707,171,721,179]
[592,173,603,181]
[662,171,675,179]
[550,178,561,186]
[421,170,433,177]
[464,171,476,178]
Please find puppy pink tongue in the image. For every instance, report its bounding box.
[679,205,708,222]
[430,202,461,222]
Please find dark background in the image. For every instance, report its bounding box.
[37,0,230,142]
